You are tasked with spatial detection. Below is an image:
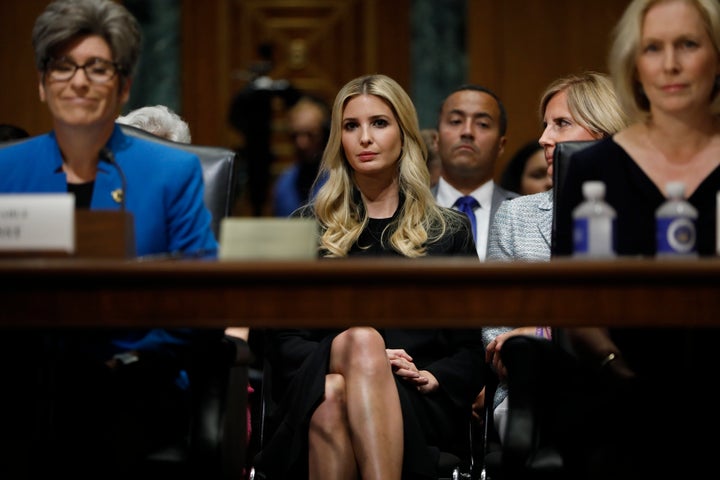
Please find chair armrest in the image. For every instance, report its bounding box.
[189,335,253,479]
[501,336,565,476]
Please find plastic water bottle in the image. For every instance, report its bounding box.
[655,181,698,258]
[572,181,616,258]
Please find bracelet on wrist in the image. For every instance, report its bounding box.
[535,326,552,340]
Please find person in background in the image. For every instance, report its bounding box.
[117,104,191,143]
[499,140,551,195]
[252,74,483,480]
[272,94,330,216]
[555,0,720,258]
[228,42,301,216]
[433,84,518,260]
[488,72,628,262]
[0,1,218,477]
[546,0,720,477]
[420,127,442,188]
[0,123,30,142]
[482,71,628,444]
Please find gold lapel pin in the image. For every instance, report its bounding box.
[111,188,124,204]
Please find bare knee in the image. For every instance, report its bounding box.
[330,328,388,373]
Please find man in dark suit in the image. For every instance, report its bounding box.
[432,84,518,260]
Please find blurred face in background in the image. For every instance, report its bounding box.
[636,0,720,116]
[521,147,552,194]
[436,89,505,187]
[288,101,327,164]
[420,128,442,187]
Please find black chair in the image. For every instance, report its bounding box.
[490,336,568,480]
[120,125,253,479]
[143,335,253,480]
[473,336,580,480]
[550,140,598,253]
[476,141,599,480]
[3,126,241,236]
[119,123,241,238]
[474,364,502,480]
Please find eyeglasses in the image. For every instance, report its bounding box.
[46,57,120,84]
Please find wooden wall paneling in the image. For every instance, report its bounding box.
[501,1,573,171]
[373,0,411,91]
[220,0,410,215]
[468,0,627,180]
[225,0,408,107]
[0,1,52,136]
[4,0,632,187]
[0,0,409,159]
[468,0,503,93]
[181,0,232,148]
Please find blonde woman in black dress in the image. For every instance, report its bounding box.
[252,74,483,480]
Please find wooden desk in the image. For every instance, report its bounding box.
[2,257,719,328]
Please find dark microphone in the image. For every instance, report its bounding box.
[99,147,126,212]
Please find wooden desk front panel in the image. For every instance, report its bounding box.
[2,257,720,328]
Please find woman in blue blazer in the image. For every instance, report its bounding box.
[0,1,218,477]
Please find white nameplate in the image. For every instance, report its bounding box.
[0,194,75,252]
[219,217,318,260]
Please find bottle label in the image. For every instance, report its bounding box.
[573,218,590,254]
[656,217,696,255]
[573,217,615,257]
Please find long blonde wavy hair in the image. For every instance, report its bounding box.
[308,74,460,258]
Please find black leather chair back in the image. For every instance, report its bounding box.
[119,124,239,238]
[551,140,598,253]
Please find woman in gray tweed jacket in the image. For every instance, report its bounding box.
[482,71,628,442]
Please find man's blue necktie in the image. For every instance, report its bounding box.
[454,195,479,243]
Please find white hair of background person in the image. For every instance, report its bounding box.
[117,104,191,143]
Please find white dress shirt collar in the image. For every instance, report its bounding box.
[436,177,494,260]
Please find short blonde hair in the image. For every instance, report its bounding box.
[608,0,720,120]
[539,71,629,138]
